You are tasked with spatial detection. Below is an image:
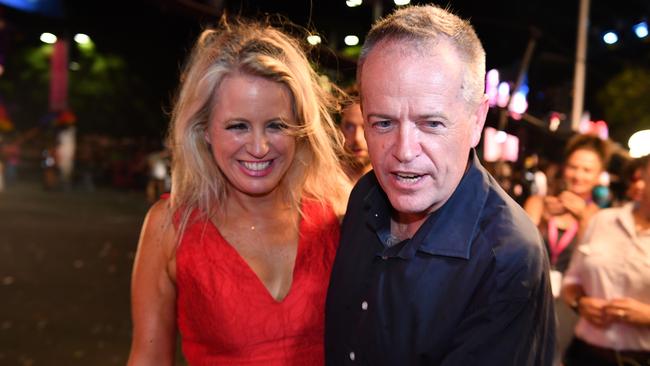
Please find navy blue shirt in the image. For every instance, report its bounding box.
[325,151,555,365]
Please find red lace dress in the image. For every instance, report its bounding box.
[175,200,339,366]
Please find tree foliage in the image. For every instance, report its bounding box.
[0,42,168,138]
[597,66,650,144]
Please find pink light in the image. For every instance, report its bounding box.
[483,127,519,162]
[496,82,510,108]
[486,69,499,106]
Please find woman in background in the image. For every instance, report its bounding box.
[524,133,610,364]
[127,18,350,365]
[561,154,650,366]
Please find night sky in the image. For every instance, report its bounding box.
[1,0,649,141]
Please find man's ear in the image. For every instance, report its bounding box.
[470,95,489,148]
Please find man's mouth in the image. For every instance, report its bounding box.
[393,172,423,183]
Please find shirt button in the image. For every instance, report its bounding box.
[361,301,368,310]
[349,351,356,361]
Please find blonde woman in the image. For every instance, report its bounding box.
[127,18,350,366]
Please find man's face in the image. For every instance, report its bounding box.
[340,103,370,167]
[360,40,487,220]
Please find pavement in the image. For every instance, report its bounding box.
[0,173,179,365]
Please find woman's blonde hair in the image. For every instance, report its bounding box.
[167,17,351,230]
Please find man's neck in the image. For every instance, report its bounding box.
[390,211,430,241]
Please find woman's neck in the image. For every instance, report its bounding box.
[225,188,290,218]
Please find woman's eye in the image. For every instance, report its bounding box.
[225,123,247,131]
[268,121,288,130]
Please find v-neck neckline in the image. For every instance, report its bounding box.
[207,214,304,304]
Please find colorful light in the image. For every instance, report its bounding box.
[603,31,619,45]
[633,21,648,39]
[628,129,650,158]
[496,82,510,108]
[486,69,499,107]
[40,32,57,44]
[344,35,359,46]
[307,35,321,45]
[73,33,90,44]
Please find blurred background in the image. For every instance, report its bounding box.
[0,0,649,365]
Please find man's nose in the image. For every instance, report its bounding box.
[393,124,420,162]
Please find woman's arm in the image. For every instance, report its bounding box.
[562,283,611,328]
[558,191,599,239]
[523,195,544,226]
[127,200,178,366]
[605,298,650,326]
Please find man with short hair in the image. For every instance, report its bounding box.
[325,5,555,365]
[339,85,372,183]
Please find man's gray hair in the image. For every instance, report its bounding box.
[357,5,486,106]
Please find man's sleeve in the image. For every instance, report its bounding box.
[440,243,556,366]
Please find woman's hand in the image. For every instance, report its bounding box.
[557,190,587,219]
[605,298,650,326]
[578,296,612,328]
[543,195,567,216]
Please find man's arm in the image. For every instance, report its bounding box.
[440,244,556,366]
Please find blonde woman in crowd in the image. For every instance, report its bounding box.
[127,18,350,366]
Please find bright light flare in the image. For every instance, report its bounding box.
[628,129,650,158]
[344,35,359,46]
[346,0,362,7]
[495,130,508,144]
[603,31,618,45]
[394,0,410,5]
[307,35,321,45]
[496,82,510,108]
[74,33,91,44]
[486,69,499,106]
[40,32,57,44]
[633,21,648,39]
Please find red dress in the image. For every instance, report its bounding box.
[175,200,339,366]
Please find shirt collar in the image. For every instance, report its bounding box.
[363,149,490,260]
[617,201,643,238]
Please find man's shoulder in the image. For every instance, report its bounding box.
[348,170,379,204]
[477,177,545,265]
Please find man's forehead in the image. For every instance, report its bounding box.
[367,37,451,61]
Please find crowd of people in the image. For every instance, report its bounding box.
[1,4,648,366]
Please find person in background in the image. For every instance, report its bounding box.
[561,153,650,366]
[524,134,610,279]
[337,84,371,183]
[326,5,555,365]
[524,133,610,363]
[128,18,351,365]
[145,140,171,204]
[624,156,646,203]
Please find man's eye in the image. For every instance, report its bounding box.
[424,121,444,129]
[372,120,392,129]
